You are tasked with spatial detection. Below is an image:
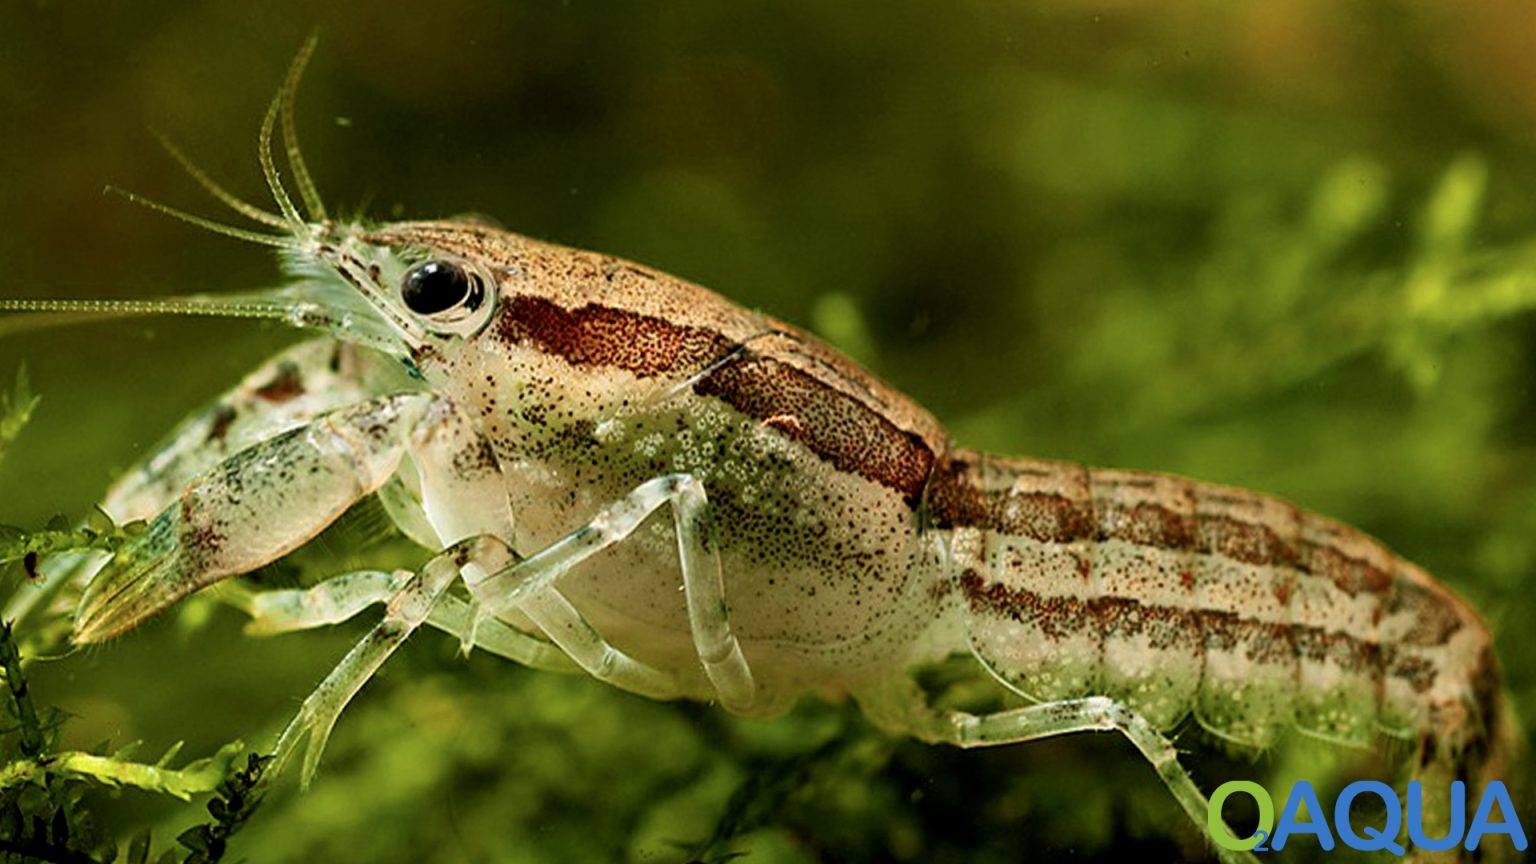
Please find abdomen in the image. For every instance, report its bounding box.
[929,448,1509,770]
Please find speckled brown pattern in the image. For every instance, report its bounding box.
[80,216,1511,846]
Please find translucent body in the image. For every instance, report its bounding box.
[8,44,1517,862]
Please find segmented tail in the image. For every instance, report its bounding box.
[927,449,1526,860]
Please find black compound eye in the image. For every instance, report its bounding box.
[401,260,471,315]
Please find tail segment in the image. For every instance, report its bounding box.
[926,448,1526,860]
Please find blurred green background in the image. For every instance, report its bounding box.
[1,1,1534,862]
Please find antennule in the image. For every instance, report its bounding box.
[150,129,288,229]
[259,82,305,228]
[281,31,328,222]
[104,186,296,248]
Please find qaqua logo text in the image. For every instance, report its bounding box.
[1207,780,1527,855]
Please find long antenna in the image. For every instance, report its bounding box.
[281,31,328,222]
[0,296,294,318]
[0,292,301,339]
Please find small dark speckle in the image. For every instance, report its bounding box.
[254,364,305,403]
[205,404,238,444]
[184,522,228,564]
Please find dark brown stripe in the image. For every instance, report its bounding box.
[1007,493,1096,544]
[959,569,1090,641]
[494,295,732,377]
[1298,539,1392,597]
[1469,644,1505,749]
[1097,502,1193,549]
[1290,623,1380,669]
[1384,648,1438,694]
[1194,513,1296,568]
[928,459,993,528]
[1384,577,1464,647]
[694,353,936,502]
[928,459,1095,543]
[1199,611,1295,664]
[932,463,1395,598]
[1090,594,1197,652]
[959,574,1398,678]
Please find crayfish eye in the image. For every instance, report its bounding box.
[401,260,471,315]
[395,255,497,337]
